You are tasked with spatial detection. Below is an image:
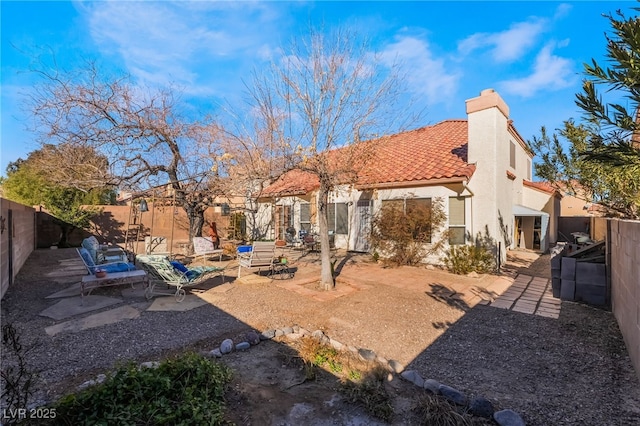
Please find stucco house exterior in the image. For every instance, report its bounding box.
[251,89,560,263]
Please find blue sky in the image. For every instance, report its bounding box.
[1,1,635,178]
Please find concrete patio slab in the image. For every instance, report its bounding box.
[46,282,83,299]
[146,294,207,311]
[45,305,140,336]
[39,296,122,320]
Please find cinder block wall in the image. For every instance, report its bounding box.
[606,218,640,381]
[1,198,36,299]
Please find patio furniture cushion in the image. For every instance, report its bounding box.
[78,247,136,274]
[81,236,100,263]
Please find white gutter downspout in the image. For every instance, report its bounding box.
[462,181,475,240]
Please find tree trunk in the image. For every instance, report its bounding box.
[317,183,334,290]
[188,210,205,241]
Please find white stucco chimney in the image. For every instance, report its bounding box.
[465,88,509,118]
[465,88,512,260]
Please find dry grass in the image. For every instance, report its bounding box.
[291,336,394,421]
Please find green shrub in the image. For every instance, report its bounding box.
[442,244,496,275]
[340,368,394,422]
[37,352,232,425]
[370,197,447,266]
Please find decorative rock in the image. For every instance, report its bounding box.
[400,370,424,388]
[388,360,404,373]
[236,342,250,351]
[423,379,440,394]
[220,338,234,354]
[286,332,303,340]
[311,330,325,339]
[260,329,276,340]
[275,329,284,337]
[329,339,344,351]
[78,379,96,390]
[140,361,160,369]
[282,326,294,335]
[95,374,107,384]
[320,335,330,345]
[358,348,377,362]
[494,409,525,426]
[246,331,260,345]
[208,348,222,358]
[299,327,310,336]
[469,397,494,418]
[292,325,300,333]
[438,384,467,406]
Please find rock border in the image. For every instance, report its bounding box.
[78,325,526,426]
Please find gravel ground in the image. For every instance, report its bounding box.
[2,247,639,425]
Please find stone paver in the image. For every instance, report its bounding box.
[489,274,561,318]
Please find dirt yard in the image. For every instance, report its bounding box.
[1,248,639,425]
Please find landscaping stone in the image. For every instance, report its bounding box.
[388,359,404,373]
[220,338,234,354]
[292,325,300,333]
[358,348,377,362]
[311,329,325,339]
[286,332,303,340]
[260,329,276,340]
[282,326,294,335]
[438,384,467,405]
[400,369,424,388]
[246,330,260,345]
[469,396,494,418]
[140,361,160,369]
[494,409,526,426]
[208,348,222,358]
[423,378,440,394]
[275,329,284,337]
[236,342,250,351]
[329,338,344,350]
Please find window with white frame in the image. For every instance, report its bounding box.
[328,203,348,234]
[448,197,466,245]
[299,203,311,232]
[381,197,433,243]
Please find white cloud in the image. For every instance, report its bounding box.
[380,35,460,106]
[458,18,548,63]
[499,43,575,97]
[78,1,284,97]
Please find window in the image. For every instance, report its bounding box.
[328,203,348,234]
[300,203,311,232]
[381,197,432,243]
[275,205,291,240]
[509,141,516,169]
[448,197,466,245]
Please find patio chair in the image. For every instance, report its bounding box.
[136,254,226,302]
[77,247,136,275]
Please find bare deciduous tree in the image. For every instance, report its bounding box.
[243,27,418,290]
[28,60,224,243]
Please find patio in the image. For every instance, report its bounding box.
[1,247,639,424]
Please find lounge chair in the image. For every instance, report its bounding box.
[136,254,226,302]
[77,247,136,275]
[192,237,224,262]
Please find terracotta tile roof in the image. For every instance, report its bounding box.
[261,120,475,197]
[523,180,562,198]
[259,169,319,198]
[356,120,475,187]
[506,170,516,180]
